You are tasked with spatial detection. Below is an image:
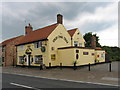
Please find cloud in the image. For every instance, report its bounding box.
[1,2,118,47]
[64,2,118,46]
[64,2,118,32]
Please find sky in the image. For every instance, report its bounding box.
[0,1,119,47]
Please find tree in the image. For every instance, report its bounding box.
[102,46,120,61]
[83,32,101,47]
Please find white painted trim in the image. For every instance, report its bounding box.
[26,55,29,66]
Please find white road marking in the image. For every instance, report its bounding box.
[102,77,120,81]
[4,72,118,87]
[10,82,33,88]
[10,82,40,90]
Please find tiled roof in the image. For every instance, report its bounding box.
[16,23,58,45]
[2,35,24,46]
[95,47,102,50]
[67,28,77,37]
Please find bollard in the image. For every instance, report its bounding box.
[49,63,51,68]
[88,63,90,71]
[109,61,112,72]
[60,63,62,70]
[40,64,43,70]
[73,62,76,70]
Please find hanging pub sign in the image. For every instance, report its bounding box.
[25,46,32,54]
[53,35,68,43]
[41,46,46,52]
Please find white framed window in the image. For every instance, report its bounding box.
[34,41,42,48]
[19,45,24,50]
[34,55,43,64]
[74,41,78,47]
[101,53,105,58]
[83,52,89,55]
[19,56,24,64]
[79,43,82,47]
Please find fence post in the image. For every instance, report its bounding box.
[60,63,62,70]
[109,61,112,72]
[88,63,90,71]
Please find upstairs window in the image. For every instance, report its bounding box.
[19,45,24,50]
[74,41,78,47]
[34,41,42,48]
[79,43,82,47]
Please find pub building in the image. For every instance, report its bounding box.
[16,14,105,68]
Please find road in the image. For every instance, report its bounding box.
[2,73,119,90]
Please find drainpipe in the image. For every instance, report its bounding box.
[71,37,73,46]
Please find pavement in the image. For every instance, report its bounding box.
[2,73,119,89]
[2,61,120,87]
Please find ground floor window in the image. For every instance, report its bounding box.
[34,55,43,64]
[2,57,4,62]
[19,56,24,64]
[51,54,56,60]
[83,52,89,55]
[101,53,105,58]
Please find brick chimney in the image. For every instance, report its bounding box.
[91,35,96,49]
[25,23,33,35]
[57,14,63,24]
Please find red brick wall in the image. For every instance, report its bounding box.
[3,36,23,66]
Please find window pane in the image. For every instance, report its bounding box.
[51,54,56,60]
[19,56,24,64]
[83,52,89,55]
[74,41,78,47]
[79,43,82,47]
[34,55,43,64]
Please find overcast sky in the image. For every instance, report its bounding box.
[1,1,118,47]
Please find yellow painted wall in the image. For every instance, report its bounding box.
[58,48,95,66]
[76,49,95,65]
[72,29,85,47]
[95,50,105,63]
[58,49,75,66]
[17,41,49,66]
[47,24,71,66]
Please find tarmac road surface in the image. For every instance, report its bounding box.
[2,73,119,90]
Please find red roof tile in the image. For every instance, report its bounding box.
[95,47,102,50]
[2,35,24,46]
[67,28,77,37]
[16,23,58,45]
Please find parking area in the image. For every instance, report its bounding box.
[2,61,119,85]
